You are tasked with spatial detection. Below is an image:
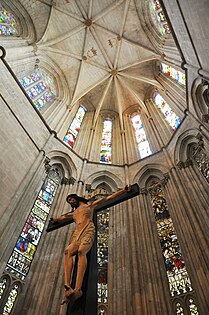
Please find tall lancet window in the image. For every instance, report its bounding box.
[153,90,181,131]
[4,168,60,280]
[149,182,199,314]
[149,0,170,35]
[161,63,186,86]
[63,104,87,148]
[100,120,112,163]
[87,188,110,315]
[0,4,17,36]
[19,69,56,110]
[131,113,152,158]
[97,209,109,315]
[1,168,61,314]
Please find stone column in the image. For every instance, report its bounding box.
[164,165,209,314]
[0,150,46,274]
[146,99,172,145]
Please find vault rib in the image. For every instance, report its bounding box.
[93,0,125,23]
[93,77,113,127]
[118,76,149,115]
[119,72,161,88]
[75,0,88,19]
[90,26,113,69]
[118,56,160,71]
[38,46,82,61]
[114,0,131,69]
[40,24,86,47]
[53,6,85,22]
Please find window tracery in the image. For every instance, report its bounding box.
[100,120,112,163]
[63,104,87,148]
[19,69,56,110]
[161,63,186,86]
[153,90,181,130]
[130,113,152,158]
[0,4,17,36]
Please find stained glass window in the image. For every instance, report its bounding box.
[2,283,19,315]
[188,298,199,315]
[97,209,109,310]
[153,90,181,131]
[149,183,193,297]
[192,146,209,183]
[131,113,152,158]
[0,278,8,300]
[4,168,60,281]
[63,105,87,148]
[100,120,112,163]
[0,5,17,36]
[149,0,171,35]
[19,70,56,110]
[161,63,186,86]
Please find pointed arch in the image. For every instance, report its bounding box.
[47,150,78,180]
[85,170,124,191]
[132,163,169,188]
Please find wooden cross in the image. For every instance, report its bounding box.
[46,183,140,232]
[46,183,140,315]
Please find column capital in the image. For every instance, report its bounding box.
[140,188,148,195]
[61,177,68,185]
[69,177,76,185]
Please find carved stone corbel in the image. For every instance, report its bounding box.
[68,177,76,185]
[44,157,51,173]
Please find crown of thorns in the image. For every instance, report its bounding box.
[66,194,88,204]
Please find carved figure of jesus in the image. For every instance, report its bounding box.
[50,186,131,304]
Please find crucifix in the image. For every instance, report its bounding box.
[46,183,140,315]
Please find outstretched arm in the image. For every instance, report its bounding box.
[50,211,74,222]
[90,185,132,208]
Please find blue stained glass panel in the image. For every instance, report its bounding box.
[15,237,36,260]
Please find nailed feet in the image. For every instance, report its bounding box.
[60,287,83,305]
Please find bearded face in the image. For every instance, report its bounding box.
[69,199,79,209]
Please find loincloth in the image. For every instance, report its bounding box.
[70,221,95,246]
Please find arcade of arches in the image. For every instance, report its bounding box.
[0,1,209,315]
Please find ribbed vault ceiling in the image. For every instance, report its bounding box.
[37,0,162,125]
